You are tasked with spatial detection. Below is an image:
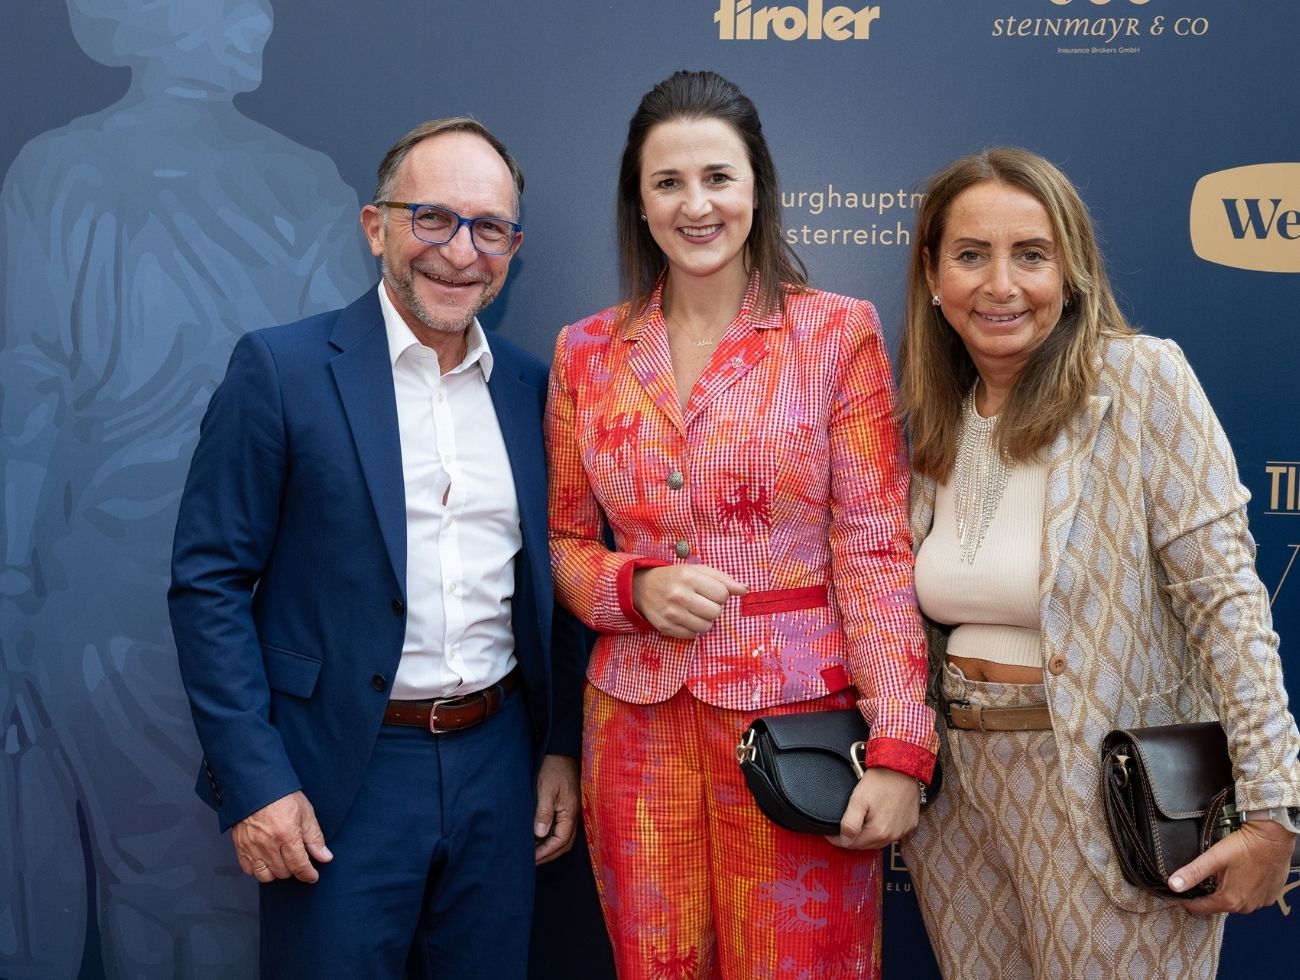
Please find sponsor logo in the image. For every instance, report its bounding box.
[714,0,881,41]
[992,1,1213,56]
[781,183,921,248]
[1265,461,1300,516]
[1279,876,1299,916]
[1190,165,1300,274]
[1272,544,1298,609]
[1262,460,1298,617]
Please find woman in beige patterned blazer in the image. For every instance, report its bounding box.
[895,147,1300,979]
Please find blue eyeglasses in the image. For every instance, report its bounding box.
[376,201,521,255]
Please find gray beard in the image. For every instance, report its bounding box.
[383,260,500,336]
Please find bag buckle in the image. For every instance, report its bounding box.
[735,728,756,765]
[850,740,867,780]
[1110,751,1131,790]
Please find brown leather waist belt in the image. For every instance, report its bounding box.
[946,700,1052,732]
[383,666,521,734]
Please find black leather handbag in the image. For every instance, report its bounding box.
[735,709,871,835]
[1100,722,1300,899]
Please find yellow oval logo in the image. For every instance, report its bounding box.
[1190,164,1300,274]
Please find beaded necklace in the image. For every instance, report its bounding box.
[953,388,1009,565]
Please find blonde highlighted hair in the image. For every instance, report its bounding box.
[897,147,1133,481]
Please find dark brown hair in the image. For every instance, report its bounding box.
[616,70,807,322]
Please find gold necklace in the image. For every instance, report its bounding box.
[664,312,721,349]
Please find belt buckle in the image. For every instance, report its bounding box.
[427,693,471,734]
[945,699,975,730]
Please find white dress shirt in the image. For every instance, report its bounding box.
[378,284,521,699]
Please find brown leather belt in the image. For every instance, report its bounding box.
[384,666,521,734]
[946,700,1052,732]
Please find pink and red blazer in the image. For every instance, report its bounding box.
[546,277,936,780]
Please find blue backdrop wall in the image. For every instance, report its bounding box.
[2,1,1297,977]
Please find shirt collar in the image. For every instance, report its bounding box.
[619,271,782,341]
[377,281,494,380]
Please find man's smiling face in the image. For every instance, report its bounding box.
[362,131,521,346]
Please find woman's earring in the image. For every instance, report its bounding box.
[640,213,647,221]
[931,295,941,307]
[1064,295,1073,308]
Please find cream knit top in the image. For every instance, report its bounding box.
[914,456,1048,669]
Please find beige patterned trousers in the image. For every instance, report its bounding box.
[902,664,1223,979]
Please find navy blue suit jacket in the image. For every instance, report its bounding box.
[169,288,583,836]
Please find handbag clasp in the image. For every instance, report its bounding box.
[1110,751,1131,790]
[735,728,756,765]
[850,740,867,780]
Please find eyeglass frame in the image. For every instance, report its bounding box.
[375,201,522,255]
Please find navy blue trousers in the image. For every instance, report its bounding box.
[259,692,535,979]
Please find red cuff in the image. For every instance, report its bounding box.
[864,736,936,785]
[615,557,671,632]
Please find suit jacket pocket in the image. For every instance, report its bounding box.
[1136,675,1210,728]
[262,643,322,699]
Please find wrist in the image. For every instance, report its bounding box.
[615,557,667,631]
[1241,806,1300,834]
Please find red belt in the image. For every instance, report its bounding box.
[383,666,521,734]
[739,585,829,616]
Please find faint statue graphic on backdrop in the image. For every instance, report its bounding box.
[0,0,373,975]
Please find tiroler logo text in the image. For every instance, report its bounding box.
[714,0,881,40]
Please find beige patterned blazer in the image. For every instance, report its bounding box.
[911,334,1300,911]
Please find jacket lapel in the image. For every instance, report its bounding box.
[329,292,407,588]
[1040,392,1111,604]
[911,474,938,549]
[683,330,771,426]
[624,315,687,435]
[487,353,545,556]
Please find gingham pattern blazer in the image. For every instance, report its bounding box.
[547,278,936,778]
[912,334,1300,909]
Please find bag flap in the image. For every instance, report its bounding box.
[753,709,868,754]
[1107,722,1232,819]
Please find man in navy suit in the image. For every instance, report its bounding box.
[169,117,584,978]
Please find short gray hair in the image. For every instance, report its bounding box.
[372,117,524,215]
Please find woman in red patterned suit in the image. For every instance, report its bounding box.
[545,70,936,978]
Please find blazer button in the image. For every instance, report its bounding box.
[1048,654,1067,675]
[391,598,405,616]
[371,674,387,692]
[674,539,690,559]
[667,470,685,491]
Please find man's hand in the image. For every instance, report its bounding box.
[534,754,580,865]
[632,564,747,639]
[1169,819,1297,914]
[827,767,921,851]
[232,790,333,884]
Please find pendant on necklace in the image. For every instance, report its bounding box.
[695,339,715,348]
